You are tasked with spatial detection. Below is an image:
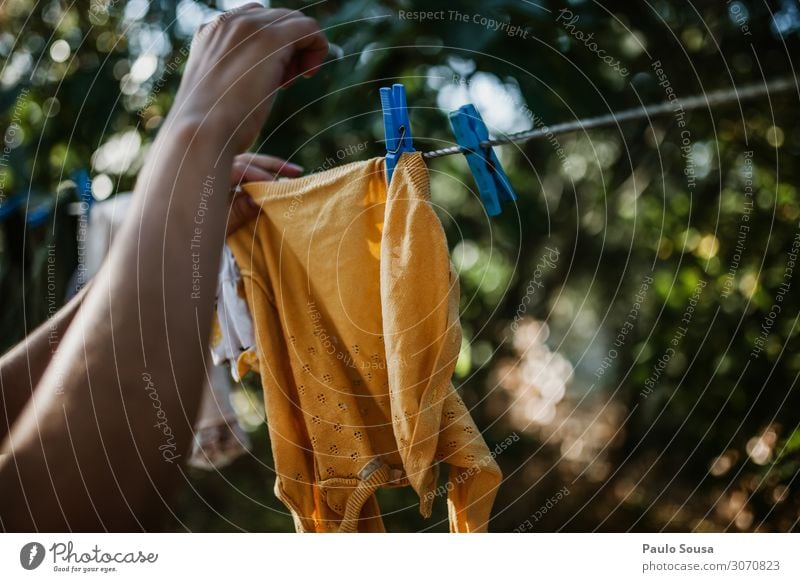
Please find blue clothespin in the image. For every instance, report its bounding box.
[26,202,52,228]
[72,169,94,213]
[0,193,24,223]
[380,83,415,185]
[449,104,516,216]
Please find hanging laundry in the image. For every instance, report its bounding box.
[210,245,257,382]
[67,193,252,470]
[227,152,502,533]
[84,192,133,280]
[190,363,252,470]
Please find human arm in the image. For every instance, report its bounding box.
[0,5,326,531]
[0,283,91,444]
[0,153,297,445]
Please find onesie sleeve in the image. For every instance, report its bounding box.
[380,153,501,530]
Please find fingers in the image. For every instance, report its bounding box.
[277,15,328,84]
[241,9,328,81]
[234,2,263,12]
[211,8,327,82]
[231,162,274,185]
[226,192,260,236]
[289,18,328,78]
[230,153,303,186]
[180,6,327,154]
[236,153,303,176]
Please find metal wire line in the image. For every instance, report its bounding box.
[421,76,797,159]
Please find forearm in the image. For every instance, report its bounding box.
[0,282,90,442]
[0,117,234,531]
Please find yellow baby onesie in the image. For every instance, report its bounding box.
[227,152,502,532]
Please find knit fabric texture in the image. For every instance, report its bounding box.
[227,152,502,532]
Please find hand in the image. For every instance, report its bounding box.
[226,153,303,234]
[170,4,328,153]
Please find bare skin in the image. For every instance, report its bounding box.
[0,153,300,446]
[0,4,327,531]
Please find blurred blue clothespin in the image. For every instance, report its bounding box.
[0,193,24,223]
[73,169,94,211]
[26,202,52,228]
[380,83,415,185]
[449,104,516,216]
[64,169,95,216]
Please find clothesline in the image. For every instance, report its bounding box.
[421,76,798,159]
[61,76,796,219]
